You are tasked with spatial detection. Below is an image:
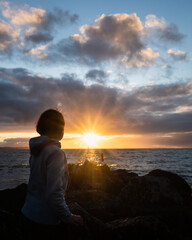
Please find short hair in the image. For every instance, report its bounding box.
[36,109,65,138]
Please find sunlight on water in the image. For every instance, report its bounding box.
[0,148,192,190]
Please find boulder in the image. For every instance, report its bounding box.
[0,162,192,240]
[66,190,119,221]
[107,216,175,240]
[68,161,137,195]
[119,169,192,206]
[0,184,27,214]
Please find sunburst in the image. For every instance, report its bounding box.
[82,132,100,147]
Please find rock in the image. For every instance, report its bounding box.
[0,183,27,214]
[67,161,136,195]
[0,162,192,240]
[107,216,175,240]
[118,169,192,206]
[68,161,112,191]
[0,209,20,240]
[147,169,192,203]
[66,190,119,221]
[68,202,109,240]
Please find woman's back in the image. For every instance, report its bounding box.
[22,136,70,225]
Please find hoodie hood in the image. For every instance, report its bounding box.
[29,136,61,156]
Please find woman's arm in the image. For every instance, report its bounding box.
[45,149,72,223]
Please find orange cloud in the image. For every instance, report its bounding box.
[0,20,18,49]
[28,44,48,59]
[0,1,45,25]
[145,14,166,28]
[167,49,187,61]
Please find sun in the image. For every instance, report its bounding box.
[82,132,100,147]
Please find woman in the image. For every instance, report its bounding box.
[21,109,83,240]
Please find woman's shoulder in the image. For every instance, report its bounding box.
[41,144,65,160]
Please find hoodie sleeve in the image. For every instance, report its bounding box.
[45,149,72,223]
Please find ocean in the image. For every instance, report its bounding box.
[0,148,191,190]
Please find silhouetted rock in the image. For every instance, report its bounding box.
[0,161,192,239]
[68,161,137,195]
[66,190,119,221]
[107,216,174,240]
[0,184,27,214]
[119,169,192,206]
[147,169,192,203]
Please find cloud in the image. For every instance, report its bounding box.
[25,31,53,44]
[155,132,192,147]
[0,5,184,68]
[0,1,45,25]
[0,67,191,142]
[85,69,107,83]
[0,137,29,147]
[145,14,185,42]
[27,44,48,59]
[121,47,159,67]
[38,8,78,31]
[158,23,185,42]
[50,13,159,67]
[135,81,192,99]
[145,15,166,28]
[167,49,188,61]
[0,20,18,51]
[23,8,78,45]
[0,2,78,47]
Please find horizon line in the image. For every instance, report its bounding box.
[0,147,192,150]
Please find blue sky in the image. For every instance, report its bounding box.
[0,0,191,148]
[1,0,191,86]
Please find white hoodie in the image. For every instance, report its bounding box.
[22,136,72,225]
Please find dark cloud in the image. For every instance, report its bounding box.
[145,15,185,44]
[135,81,192,99]
[54,37,122,63]
[85,69,107,83]
[158,23,185,42]
[24,8,78,44]
[39,8,78,31]
[47,13,159,66]
[0,20,16,52]
[153,132,192,148]
[0,29,12,46]
[133,112,192,134]
[0,67,191,148]
[25,31,53,43]
[167,49,188,61]
[0,138,29,147]
[0,3,78,46]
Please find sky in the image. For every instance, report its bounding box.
[0,0,191,148]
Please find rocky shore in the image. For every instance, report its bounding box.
[0,160,192,240]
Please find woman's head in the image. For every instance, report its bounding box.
[36,109,65,140]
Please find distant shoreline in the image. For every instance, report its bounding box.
[0,147,192,150]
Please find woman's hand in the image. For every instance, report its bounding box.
[71,214,84,226]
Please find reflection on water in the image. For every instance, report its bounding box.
[67,149,118,168]
[0,148,192,190]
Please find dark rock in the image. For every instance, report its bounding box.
[119,169,192,206]
[68,161,135,195]
[147,169,192,203]
[0,209,20,240]
[66,190,119,221]
[0,183,27,214]
[107,216,176,240]
[68,161,111,191]
[0,162,192,240]
[68,202,109,240]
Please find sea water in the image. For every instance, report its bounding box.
[0,148,191,190]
